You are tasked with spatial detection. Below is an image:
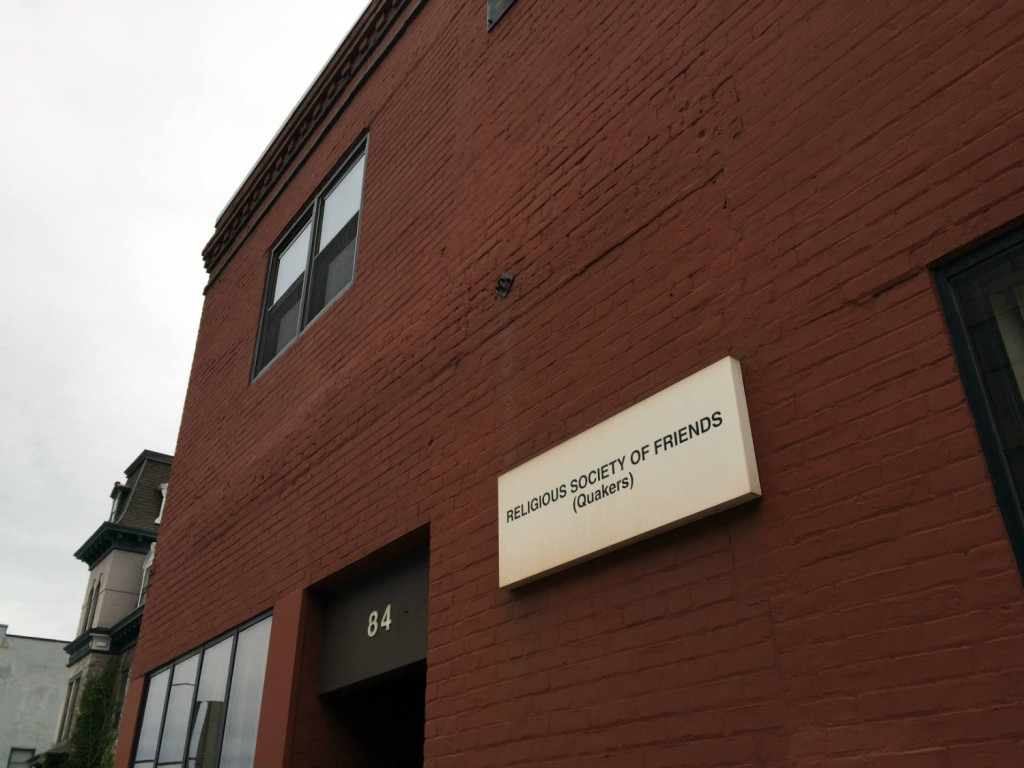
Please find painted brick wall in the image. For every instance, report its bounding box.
[127,0,1024,765]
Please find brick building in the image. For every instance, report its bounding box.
[116,0,1024,765]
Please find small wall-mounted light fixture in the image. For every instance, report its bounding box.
[496,273,515,298]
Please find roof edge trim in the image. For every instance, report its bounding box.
[201,0,414,277]
[74,522,158,568]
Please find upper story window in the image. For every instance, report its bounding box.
[7,747,36,768]
[57,675,82,744]
[86,577,101,629]
[78,577,101,634]
[139,543,156,607]
[936,225,1024,579]
[487,0,518,30]
[254,141,367,376]
[109,482,130,522]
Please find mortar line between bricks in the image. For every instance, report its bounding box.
[398,164,729,428]
[799,266,924,328]
[568,167,725,283]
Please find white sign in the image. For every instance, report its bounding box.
[498,357,760,587]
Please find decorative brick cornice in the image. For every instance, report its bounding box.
[201,0,411,277]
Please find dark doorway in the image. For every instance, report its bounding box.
[322,661,426,768]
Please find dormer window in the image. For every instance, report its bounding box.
[109,482,130,522]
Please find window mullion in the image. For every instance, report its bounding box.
[179,647,206,767]
[216,627,241,765]
[300,200,323,331]
[151,666,174,768]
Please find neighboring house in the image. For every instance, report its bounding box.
[53,451,171,753]
[118,1,1024,767]
[0,626,69,768]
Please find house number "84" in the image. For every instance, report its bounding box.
[367,604,392,637]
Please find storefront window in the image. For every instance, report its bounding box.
[218,619,272,768]
[187,636,233,768]
[131,615,272,768]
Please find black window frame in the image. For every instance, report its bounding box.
[130,611,273,768]
[252,137,368,379]
[935,224,1024,582]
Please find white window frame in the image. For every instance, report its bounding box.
[138,543,156,607]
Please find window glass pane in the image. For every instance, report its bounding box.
[219,617,272,768]
[71,678,82,729]
[487,0,518,28]
[139,566,150,606]
[258,285,302,370]
[272,223,311,304]
[939,229,1024,578]
[58,678,75,741]
[306,217,358,321]
[318,154,365,251]
[950,244,1024,501]
[157,654,200,765]
[135,668,171,763]
[187,636,234,768]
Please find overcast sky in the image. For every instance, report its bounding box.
[0,0,369,640]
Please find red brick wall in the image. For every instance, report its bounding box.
[125,0,1024,765]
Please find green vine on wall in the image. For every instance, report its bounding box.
[67,660,119,768]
